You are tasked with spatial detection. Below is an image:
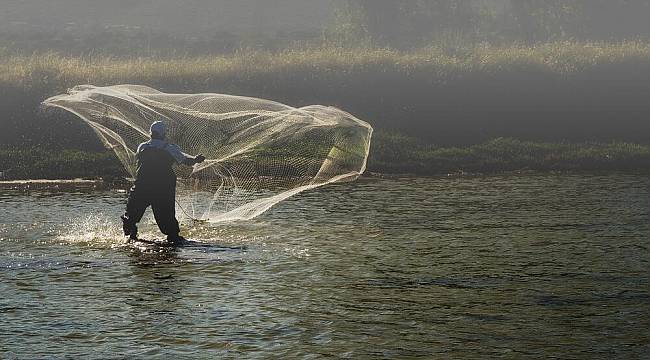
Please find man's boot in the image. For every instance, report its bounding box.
[121,215,138,242]
[166,233,186,246]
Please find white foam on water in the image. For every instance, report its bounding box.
[52,213,308,261]
[55,213,125,247]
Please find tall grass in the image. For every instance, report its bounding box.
[3,41,650,90]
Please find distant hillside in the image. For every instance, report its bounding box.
[0,0,335,35]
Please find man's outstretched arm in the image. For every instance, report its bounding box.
[182,154,206,166]
[164,143,206,166]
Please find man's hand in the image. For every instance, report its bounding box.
[183,154,206,166]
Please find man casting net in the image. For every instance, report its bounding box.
[42,85,373,223]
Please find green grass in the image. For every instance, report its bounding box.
[4,136,650,180]
[370,134,650,175]
[0,148,126,180]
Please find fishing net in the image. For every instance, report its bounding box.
[43,85,373,222]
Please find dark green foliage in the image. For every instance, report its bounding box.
[4,136,650,180]
[0,148,126,180]
[369,134,650,175]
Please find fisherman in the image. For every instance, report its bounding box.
[121,121,205,244]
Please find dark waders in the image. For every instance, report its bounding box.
[121,147,181,240]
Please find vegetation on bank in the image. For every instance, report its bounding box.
[4,136,650,181]
[2,5,649,179]
[0,148,125,181]
[3,41,650,88]
[3,41,650,148]
[2,42,650,178]
[371,135,650,175]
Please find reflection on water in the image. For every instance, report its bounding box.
[1,174,649,358]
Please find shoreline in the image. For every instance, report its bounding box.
[3,169,650,191]
[0,178,119,190]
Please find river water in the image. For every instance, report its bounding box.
[1,174,648,359]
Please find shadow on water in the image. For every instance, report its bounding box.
[123,239,250,267]
[126,245,185,266]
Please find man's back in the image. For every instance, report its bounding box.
[136,146,176,188]
[135,138,189,187]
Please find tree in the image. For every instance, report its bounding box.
[356,0,405,46]
[348,0,480,48]
[510,0,582,42]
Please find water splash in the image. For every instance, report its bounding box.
[55,213,130,248]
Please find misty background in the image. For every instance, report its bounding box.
[2,1,650,56]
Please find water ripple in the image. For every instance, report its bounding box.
[0,174,649,358]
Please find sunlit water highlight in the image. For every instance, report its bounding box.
[1,175,649,358]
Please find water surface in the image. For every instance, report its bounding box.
[1,174,649,358]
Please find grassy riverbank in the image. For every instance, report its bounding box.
[3,136,650,180]
[3,41,650,146]
[371,135,650,175]
[2,42,650,177]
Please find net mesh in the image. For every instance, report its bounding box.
[43,85,373,222]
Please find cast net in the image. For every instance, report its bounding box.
[43,85,373,222]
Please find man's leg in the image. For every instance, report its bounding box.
[122,185,149,241]
[151,188,181,242]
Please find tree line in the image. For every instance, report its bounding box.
[333,0,650,47]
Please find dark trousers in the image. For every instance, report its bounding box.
[122,182,180,237]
